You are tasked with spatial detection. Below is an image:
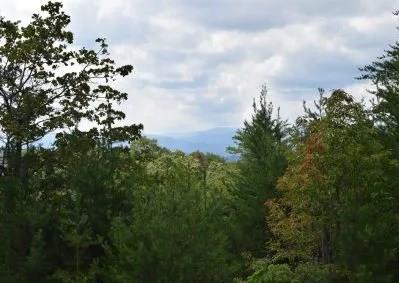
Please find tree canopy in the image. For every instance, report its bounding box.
[1,2,399,283]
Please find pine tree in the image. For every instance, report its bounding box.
[228,85,287,260]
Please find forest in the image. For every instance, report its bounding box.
[1,2,399,282]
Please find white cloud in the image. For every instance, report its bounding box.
[0,0,398,133]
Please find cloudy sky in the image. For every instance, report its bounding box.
[1,0,398,134]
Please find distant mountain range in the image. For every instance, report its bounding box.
[147,127,238,158]
[35,127,239,159]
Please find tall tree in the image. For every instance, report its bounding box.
[0,2,141,280]
[0,1,141,178]
[228,85,287,260]
[359,11,399,157]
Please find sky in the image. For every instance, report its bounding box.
[0,0,398,134]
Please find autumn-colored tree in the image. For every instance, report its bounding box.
[267,90,399,281]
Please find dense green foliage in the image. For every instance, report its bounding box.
[1,2,399,282]
[228,86,287,262]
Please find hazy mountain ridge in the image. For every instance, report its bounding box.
[147,127,237,158]
[35,127,238,159]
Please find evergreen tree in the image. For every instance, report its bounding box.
[228,85,287,260]
[359,11,399,157]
